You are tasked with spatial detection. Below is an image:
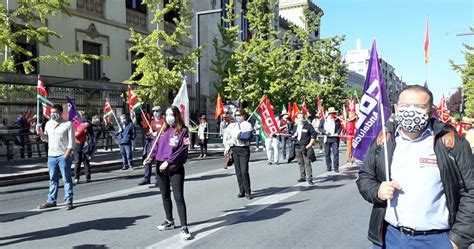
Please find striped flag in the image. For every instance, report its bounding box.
[37,76,53,118]
[252,96,279,140]
[103,98,113,124]
[302,99,309,116]
[128,85,142,123]
[424,20,430,64]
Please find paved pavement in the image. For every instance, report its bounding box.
[0,145,373,249]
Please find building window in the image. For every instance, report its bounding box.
[126,0,147,14]
[83,41,102,80]
[241,0,250,41]
[13,36,38,74]
[164,0,180,24]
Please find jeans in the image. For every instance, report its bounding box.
[74,142,91,180]
[199,138,208,155]
[372,225,452,249]
[279,135,289,158]
[47,155,74,204]
[232,146,251,195]
[295,144,312,180]
[119,143,133,168]
[255,135,261,149]
[324,137,340,171]
[156,161,187,227]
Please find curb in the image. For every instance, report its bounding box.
[0,150,223,187]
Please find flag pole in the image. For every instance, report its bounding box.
[139,107,152,133]
[110,109,121,129]
[378,83,391,207]
[143,126,165,165]
[246,97,265,122]
[36,75,40,129]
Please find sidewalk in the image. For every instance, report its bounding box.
[0,143,225,187]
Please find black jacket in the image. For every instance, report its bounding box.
[356,119,474,248]
[291,121,317,147]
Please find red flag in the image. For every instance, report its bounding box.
[317,97,324,119]
[424,20,430,64]
[37,76,52,118]
[128,85,142,112]
[291,102,300,121]
[214,92,224,120]
[302,99,309,116]
[287,102,292,116]
[347,99,357,113]
[437,95,450,123]
[141,112,151,129]
[255,96,279,137]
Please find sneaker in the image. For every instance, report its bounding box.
[246,193,253,200]
[254,148,259,151]
[307,180,314,185]
[197,155,202,159]
[86,178,91,183]
[274,162,279,166]
[237,193,245,198]
[319,149,323,153]
[297,178,305,183]
[74,179,80,185]
[202,154,207,158]
[180,226,192,240]
[157,220,176,231]
[334,169,340,173]
[121,166,128,170]
[138,180,151,186]
[38,202,57,209]
[65,203,74,210]
[268,161,272,166]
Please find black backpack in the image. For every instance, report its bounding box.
[83,125,96,158]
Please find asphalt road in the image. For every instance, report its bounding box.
[0,147,373,249]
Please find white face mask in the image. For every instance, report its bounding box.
[153,112,161,119]
[166,115,175,126]
[396,106,430,133]
[51,112,61,121]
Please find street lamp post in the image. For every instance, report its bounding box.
[195,8,222,115]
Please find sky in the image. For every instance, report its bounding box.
[315,0,473,102]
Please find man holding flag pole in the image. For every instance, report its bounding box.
[356,41,473,249]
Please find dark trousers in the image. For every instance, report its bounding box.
[199,139,208,155]
[232,146,251,195]
[295,144,312,180]
[372,225,452,249]
[156,161,187,227]
[19,134,32,158]
[142,139,155,181]
[119,143,133,168]
[324,138,340,171]
[143,163,158,182]
[280,136,289,158]
[74,142,91,180]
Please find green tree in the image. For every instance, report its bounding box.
[450,29,473,117]
[224,0,292,109]
[0,0,100,98]
[211,0,240,100]
[127,0,199,105]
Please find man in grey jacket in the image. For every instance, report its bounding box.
[357,85,473,249]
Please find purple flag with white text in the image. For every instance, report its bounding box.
[66,96,82,126]
[352,40,391,160]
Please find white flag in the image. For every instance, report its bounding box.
[172,77,189,127]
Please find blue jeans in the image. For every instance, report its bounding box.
[255,135,260,149]
[47,155,74,204]
[119,143,133,168]
[372,225,452,249]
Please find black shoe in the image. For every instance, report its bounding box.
[334,169,339,173]
[138,180,151,186]
[157,219,176,231]
[86,178,91,183]
[307,180,314,185]
[297,178,305,183]
[327,168,332,172]
[246,194,253,200]
[274,162,279,166]
[237,193,245,198]
[155,181,159,187]
[268,161,272,166]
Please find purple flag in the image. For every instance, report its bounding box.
[424,80,429,88]
[352,40,391,160]
[66,96,82,125]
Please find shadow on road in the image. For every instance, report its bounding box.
[75,190,160,208]
[188,200,308,238]
[72,244,109,249]
[185,173,233,182]
[0,209,56,223]
[0,215,150,246]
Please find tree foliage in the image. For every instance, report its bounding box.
[447,87,463,116]
[450,28,473,117]
[213,1,349,114]
[0,0,101,98]
[127,0,199,105]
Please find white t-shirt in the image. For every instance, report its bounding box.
[44,119,75,157]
